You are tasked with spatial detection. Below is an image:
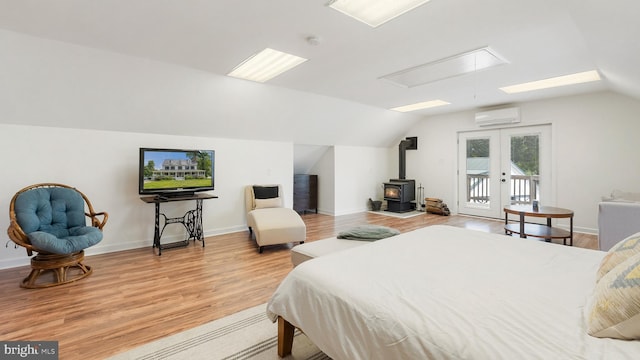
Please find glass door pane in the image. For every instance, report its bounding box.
[458,130,501,218]
[466,137,491,206]
[509,134,540,204]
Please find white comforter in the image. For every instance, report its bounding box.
[267,225,640,359]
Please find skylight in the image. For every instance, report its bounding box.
[499,70,601,94]
[390,100,450,112]
[227,48,308,83]
[380,47,508,88]
[327,0,431,28]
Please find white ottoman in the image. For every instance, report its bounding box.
[290,237,368,267]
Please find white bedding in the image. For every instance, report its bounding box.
[267,225,640,359]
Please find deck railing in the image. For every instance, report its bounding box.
[467,174,539,204]
[467,174,490,203]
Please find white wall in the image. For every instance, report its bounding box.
[310,146,336,215]
[0,124,293,269]
[333,146,393,216]
[405,91,640,234]
[301,145,394,215]
[294,144,330,174]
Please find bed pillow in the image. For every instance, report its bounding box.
[337,225,400,241]
[586,251,640,340]
[253,185,279,199]
[254,198,281,209]
[597,232,640,281]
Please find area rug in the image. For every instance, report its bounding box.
[368,210,424,219]
[107,303,330,360]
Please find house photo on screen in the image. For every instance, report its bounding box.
[138,148,215,199]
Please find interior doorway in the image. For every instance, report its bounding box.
[457,125,552,218]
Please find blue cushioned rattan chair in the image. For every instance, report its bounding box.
[7,183,108,288]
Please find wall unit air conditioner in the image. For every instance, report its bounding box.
[475,107,520,126]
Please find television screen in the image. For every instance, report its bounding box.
[139,148,215,197]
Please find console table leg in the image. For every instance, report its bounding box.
[504,212,508,235]
[181,199,205,247]
[154,203,162,255]
[570,216,574,246]
[196,199,204,247]
[545,217,552,242]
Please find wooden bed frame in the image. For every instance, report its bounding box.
[277,316,295,357]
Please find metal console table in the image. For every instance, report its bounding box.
[140,193,217,255]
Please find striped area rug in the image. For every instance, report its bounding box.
[107,303,329,360]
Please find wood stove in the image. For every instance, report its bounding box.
[384,179,416,212]
[383,137,418,213]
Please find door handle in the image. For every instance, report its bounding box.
[501,179,506,183]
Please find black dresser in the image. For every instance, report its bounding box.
[294,174,318,214]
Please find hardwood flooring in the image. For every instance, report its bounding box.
[0,212,597,359]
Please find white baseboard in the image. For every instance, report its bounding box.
[0,225,250,270]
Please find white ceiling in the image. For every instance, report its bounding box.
[1,0,639,132]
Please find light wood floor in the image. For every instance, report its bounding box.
[0,212,597,359]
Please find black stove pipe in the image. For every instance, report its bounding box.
[398,139,412,180]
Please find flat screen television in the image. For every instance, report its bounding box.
[139,148,215,198]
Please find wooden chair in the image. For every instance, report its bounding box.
[7,183,108,288]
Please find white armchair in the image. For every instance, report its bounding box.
[245,185,306,253]
[598,191,640,251]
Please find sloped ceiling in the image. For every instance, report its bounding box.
[294,144,331,175]
[0,0,638,146]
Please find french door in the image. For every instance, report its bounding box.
[457,125,551,218]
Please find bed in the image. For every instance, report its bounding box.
[266,225,640,359]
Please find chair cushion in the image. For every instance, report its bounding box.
[27,226,103,254]
[15,187,87,233]
[14,187,102,254]
[254,198,281,209]
[248,207,306,247]
[253,185,279,199]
